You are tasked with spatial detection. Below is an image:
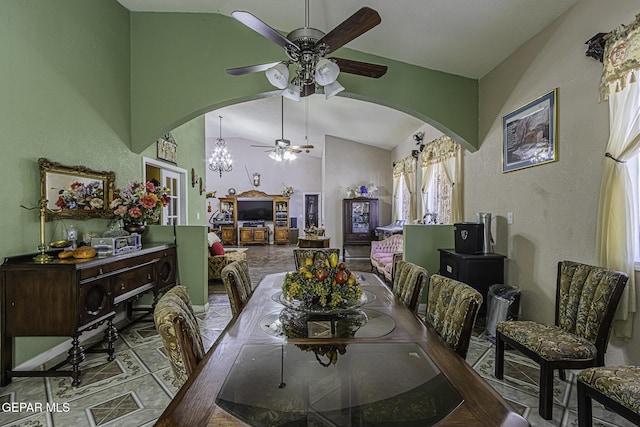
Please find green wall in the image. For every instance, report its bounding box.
[129,12,479,152]
[1,0,477,367]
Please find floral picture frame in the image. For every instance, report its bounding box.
[502,89,557,172]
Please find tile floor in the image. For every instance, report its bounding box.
[0,245,634,427]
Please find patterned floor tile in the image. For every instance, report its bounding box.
[46,349,148,401]
[6,245,637,427]
[49,374,170,427]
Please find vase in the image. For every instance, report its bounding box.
[123,222,146,234]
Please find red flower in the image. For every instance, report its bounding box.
[146,181,156,192]
[128,206,142,219]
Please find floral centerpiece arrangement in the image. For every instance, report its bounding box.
[110,180,170,225]
[55,181,104,210]
[282,252,362,309]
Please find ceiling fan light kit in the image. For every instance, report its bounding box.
[265,62,290,89]
[227,3,387,100]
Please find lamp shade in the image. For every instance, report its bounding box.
[315,58,340,86]
[265,63,289,89]
[281,82,301,101]
[323,80,345,99]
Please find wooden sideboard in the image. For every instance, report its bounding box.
[0,243,176,387]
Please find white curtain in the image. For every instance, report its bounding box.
[596,14,640,338]
[402,157,418,222]
[392,162,404,221]
[420,136,463,224]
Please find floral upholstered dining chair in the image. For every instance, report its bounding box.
[423,274,483,359]
[154,286,205,387]
[494,260,628,420]
[577,365,640,427]
[391,260,427,314]
[221,260,253,316]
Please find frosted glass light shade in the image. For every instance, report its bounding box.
[281,82,301,101]
[323,80,345,99]
[265,63,289,89]
[315,58,340,85]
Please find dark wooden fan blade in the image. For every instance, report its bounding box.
[288,148,302,153]
[231,11,299,51]
[301,83,315,97]
[227,62,281,76]
[290,145,314,149]
[317,7,381,53]
[332,57,387,78]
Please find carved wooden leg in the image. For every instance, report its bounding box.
[67,336,85,386]
[104,318,119,362]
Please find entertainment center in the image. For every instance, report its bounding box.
[216,190,290,246]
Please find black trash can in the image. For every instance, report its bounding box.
[485,284,521,343]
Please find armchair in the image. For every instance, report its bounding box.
[495,260,628,420]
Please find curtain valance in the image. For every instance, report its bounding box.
[421,135,459,166]
[600,13,640,101]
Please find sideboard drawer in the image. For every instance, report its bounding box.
[111,263,155,303]
[78,278,114,329]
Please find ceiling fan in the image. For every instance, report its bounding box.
[226,1,388,100]
[251,98,313,161]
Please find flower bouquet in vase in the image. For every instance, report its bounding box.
[110,180,170,233]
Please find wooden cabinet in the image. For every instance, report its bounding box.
[273,197,290,245]
[0,244,176,386]
[218,197,237,245]
[239,227,268,246]
[438,249,506,316]
[221,226,236,245]
[342,198,378,260]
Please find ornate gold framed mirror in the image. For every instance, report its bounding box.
[39,158,115,221]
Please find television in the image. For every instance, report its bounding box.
[237,199,273,221]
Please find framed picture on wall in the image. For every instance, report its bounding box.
[502,89,557,172]
[157,133,177,164]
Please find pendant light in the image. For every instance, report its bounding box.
[208,116,233,177]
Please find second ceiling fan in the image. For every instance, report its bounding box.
[251,98,313,161]
[227,1,388,100]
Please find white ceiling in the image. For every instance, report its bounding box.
[117,0,578,155]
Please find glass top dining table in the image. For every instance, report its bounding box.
[156,272,529,427]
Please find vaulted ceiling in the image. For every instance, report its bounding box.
[117,0,578,156]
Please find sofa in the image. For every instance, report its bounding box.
[207,232,248,281]
[370,234,403,282]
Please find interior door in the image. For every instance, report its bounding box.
[161,169,180,225]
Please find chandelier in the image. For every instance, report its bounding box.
[208,116,233,177]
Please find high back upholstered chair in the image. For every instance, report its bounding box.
[293,248,340,270]
[494,260,628,420]
[577,365,640,427]
[154,286,205,387]
[392,260,427,314]
[424,274,483,359]
[221,260,253,317]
